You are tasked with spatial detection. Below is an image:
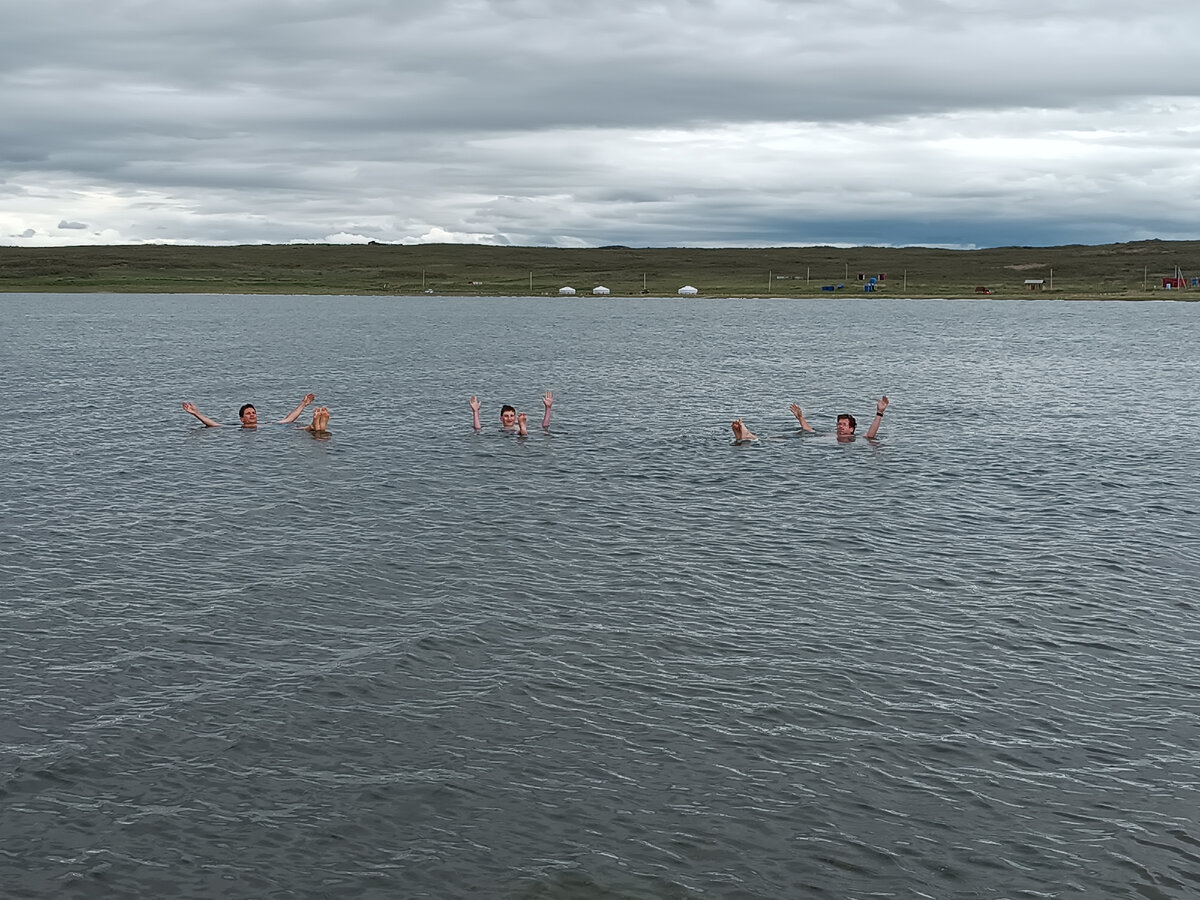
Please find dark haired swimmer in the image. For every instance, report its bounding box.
[470,391,553,436]
[790,395,889,442]
[182,393,316,428]
[731,419,757,443]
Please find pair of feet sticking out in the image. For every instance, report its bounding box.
[306,406,331,434]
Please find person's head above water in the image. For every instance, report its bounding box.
[469,393,552,436]
[790,397,886,441]
[182,393,314,429]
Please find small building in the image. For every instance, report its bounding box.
[558,286,576,296]
[1024,279,1045,290]
[678,285,699,296]
[975,286,991,294]
[1162,277,1186,289]
[592,286,611,295]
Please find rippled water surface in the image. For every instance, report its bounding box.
[3,293,1199,899]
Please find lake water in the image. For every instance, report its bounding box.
[2,292,1199,899]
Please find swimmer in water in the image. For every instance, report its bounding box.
[470,390,553,436]
[181,393,317,428]
[790,395,889,442]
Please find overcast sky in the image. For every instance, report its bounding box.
[3,0,1198,249]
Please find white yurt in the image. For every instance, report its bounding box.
[558,286,576,296]
[592,286,611,295]
[678,285,699,296]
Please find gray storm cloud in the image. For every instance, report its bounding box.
[2,0,1198,247]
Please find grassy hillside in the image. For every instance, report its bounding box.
[2,240,1199,299]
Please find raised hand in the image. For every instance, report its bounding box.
[181,401,220,427]
[789,403,814,432]
[865,395,889,440]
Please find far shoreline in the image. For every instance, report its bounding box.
[2,240,1199,301]
[3,290,1192,303]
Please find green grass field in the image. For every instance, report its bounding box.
[2,240,1198,299]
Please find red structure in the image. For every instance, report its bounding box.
[1163,277,1186,288]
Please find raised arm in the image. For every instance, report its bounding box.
[541,390,553,429]
[517,412,528,437]
[470,395,482,431]
[279,393,316,424]
[864,395,889,440]
[182,401,222,428]
[789,403,815,433]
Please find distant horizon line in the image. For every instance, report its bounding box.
[4,236,1197,253]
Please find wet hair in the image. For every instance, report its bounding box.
[239,404,257,418]
[500,404,517,419]
[837,413,857,431]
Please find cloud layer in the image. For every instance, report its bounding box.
[3,0,1199,247]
